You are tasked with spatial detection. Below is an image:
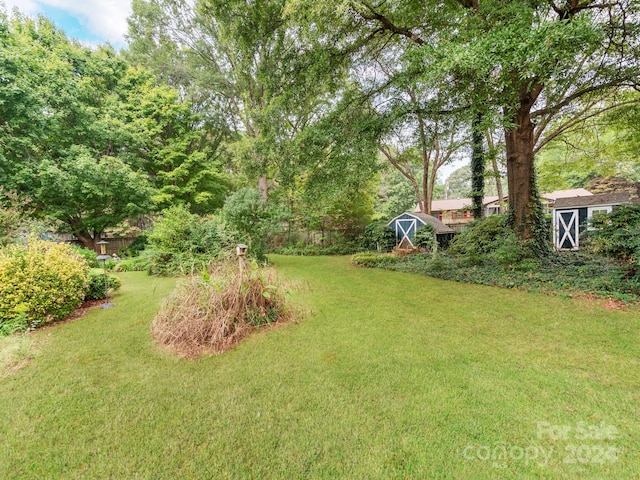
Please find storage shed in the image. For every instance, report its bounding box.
[388,212,455,249]
[552,192,630,250]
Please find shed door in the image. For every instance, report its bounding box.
[396,218,417,248]
[556,209,579,250]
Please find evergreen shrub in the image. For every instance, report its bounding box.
[0,239,89,333]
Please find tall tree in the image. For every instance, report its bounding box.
[127,0,335,202]
[0,13,229,247]
[286,0,640,250]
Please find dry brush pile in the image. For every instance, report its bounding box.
[151,260,291,358]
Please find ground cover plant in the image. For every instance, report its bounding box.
[353,250,639,303]
[352,213,640,303]
[0,257,638,479]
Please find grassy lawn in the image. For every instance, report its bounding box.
[1,257,638,479]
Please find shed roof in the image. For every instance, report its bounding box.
[554,192,630,209]
[390,212,455,235]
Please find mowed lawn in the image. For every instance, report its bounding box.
[1,256,638,479]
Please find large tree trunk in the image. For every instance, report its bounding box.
[422,166,430,214]
[504,88,542,242]
[486,131,504,205]
[471,113,485,220]
[258,175,268,202]
[74,231,98,251]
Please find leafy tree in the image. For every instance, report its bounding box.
[127,0,333,202]
[35,150,152,249]
[222,187,283,259]
[444,164,502,199]
[0,13,230,247]
[145,205,233,275]
[286,0,640,251]
[361,218,396,252]
[376,168,421,217]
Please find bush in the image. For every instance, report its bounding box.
[145,206,234,276]
[449,215,508,260]
[113,256,148,272]
[152,259,291,357]
[413,224,437,252]
[71,245,99,268]
[222,187,283,260]
[360,219,396,252]
[118,235,148,258]
[588,204,640,278]
[351,252,400,268]
[0,238,89,333]
[85,271,122,301]
[448,215,533,266]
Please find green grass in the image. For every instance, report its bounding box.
[1,258,639,479]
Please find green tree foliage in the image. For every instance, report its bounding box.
[285,0,640,250]
[376,168,422,218]
[413,223,437,252]
[588,204,640,278]
[536,116,640,192]
[222,187,283,259]
[361,218,396,252]
[128,0,332,201]
[0,13,230,248]
[35,150,152,249]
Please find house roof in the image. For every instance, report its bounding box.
[554,192,630,209]
[430,196,500,212]
[390,212,455,234]
[542,188,593,201]
[421,189,595,212]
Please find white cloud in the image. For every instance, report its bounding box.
[4,0,132,46]
[5,0,41,14]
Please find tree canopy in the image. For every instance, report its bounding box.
[0,12,231,248]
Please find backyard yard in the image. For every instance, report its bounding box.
[1,256,638,479]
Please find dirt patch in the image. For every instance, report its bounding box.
[601,298,629,310]
[572,292,632,310]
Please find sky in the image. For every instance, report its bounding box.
[4,0,132,49]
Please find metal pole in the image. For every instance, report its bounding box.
[103,260,109,303]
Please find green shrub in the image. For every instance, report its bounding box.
[113,256,148,272]
[0,312,29,336]
[85,271,122,301]
[413,224,437,252]
[351,252,400,268]
[588,204,640,278]
[360,219,396,252]
[71,245,99,268]
[222,187,283,260]
[490,231,527,266]
[448,215,534,266]
[145,206,234,276]
[118,235,148,258]
[0,238,89,332]
[449,215,508,261]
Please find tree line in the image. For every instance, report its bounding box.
[2,1,639,253]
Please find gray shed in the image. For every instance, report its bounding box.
[388,212,455,249]
[553,192,630,250]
